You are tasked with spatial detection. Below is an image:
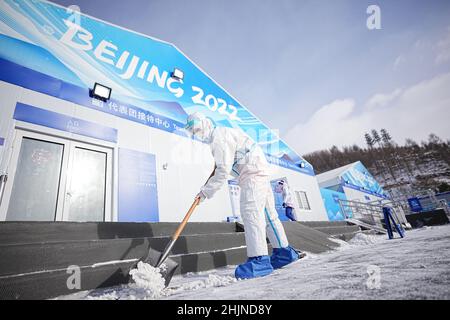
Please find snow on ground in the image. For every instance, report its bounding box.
[58,225,450,300]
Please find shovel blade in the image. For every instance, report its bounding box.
[142,247,178,287]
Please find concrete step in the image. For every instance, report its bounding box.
[0,259,135,300]
[311,225,361,236]
[236,221,339,253]
[171,246,247,275]
[331,232,358,242]
[0,233,246,277]
[281,222,340,253]
[346,218,387,234]
[0,246,249,300]
[0,222,240,245]
[299,221,351,228]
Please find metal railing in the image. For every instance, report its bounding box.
[338,198,410,231]
[386,189,450,214]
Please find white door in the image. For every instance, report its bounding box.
[0,129,112,222]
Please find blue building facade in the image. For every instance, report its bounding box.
[317,161,388,220]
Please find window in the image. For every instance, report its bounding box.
[296,191,311,210]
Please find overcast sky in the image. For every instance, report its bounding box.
[52,0,450,155]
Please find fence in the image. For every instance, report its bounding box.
[338,198,410,231]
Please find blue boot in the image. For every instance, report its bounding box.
[270,246,300,269]
[235,256,273,279]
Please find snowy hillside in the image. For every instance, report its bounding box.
[304,133,450,199]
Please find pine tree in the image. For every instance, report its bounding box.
[381,128,405,182]
[371,129,392,179]
[428,133,443,145]
[365,133,382,180]
[371,129,382,147]
[380,129,392,147]
[365,133,374,148]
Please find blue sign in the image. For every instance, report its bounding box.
[13,102,118,142]
[0,0,314,176]
[118,148,159,222]
[320,188,350,221]
[340,161,387,198]
[407,197,423,213]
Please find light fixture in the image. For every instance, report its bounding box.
[299,162,305,168]
[171,68,184,81]
[90,82,112,102]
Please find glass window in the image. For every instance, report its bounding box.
[296,191,311,211]
[7,138,64,221]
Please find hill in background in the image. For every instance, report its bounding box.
[303,130,450,199]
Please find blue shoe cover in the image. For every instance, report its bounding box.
[270,246,300,269]
[235,256,273,279]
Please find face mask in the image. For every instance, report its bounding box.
[185,118,213,143]
[193,129,212,143]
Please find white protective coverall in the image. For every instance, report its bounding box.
[281,182,295,208]
[187,112,289,257]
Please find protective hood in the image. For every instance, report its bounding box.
[184,112,215,143]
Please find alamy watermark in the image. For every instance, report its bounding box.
[66,265,81,290]
[366,265,381,289]
[367,5,381,30]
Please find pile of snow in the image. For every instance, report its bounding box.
[87,261,167,300]
[330,232,386,252]
[129,261,166,296]
[347,232,385,246]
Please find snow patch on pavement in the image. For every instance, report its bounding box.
[82,264,238,300]
[166,274,237,296]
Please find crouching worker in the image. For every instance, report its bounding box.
[184,112,300,280]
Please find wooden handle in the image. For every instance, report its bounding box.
[172,197,200,240]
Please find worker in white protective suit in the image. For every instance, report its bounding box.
[278,180,296,221]
[184,112,300,279]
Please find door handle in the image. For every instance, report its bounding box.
[0,174,8,207]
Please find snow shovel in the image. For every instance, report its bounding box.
[142,196,201,287]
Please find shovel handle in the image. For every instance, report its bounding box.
[172,196,200,240]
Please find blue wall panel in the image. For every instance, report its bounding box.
[320,188,349,221]
[118,148,159,222]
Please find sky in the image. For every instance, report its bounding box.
[51,0,450,155]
